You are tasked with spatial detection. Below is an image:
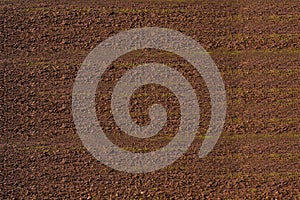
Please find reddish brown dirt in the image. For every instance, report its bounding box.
[2,0,300,199]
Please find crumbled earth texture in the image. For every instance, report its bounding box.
[2,0,300,199]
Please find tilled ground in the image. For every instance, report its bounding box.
[2,0,300,199]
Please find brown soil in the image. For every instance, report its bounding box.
[2,0,300,199]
